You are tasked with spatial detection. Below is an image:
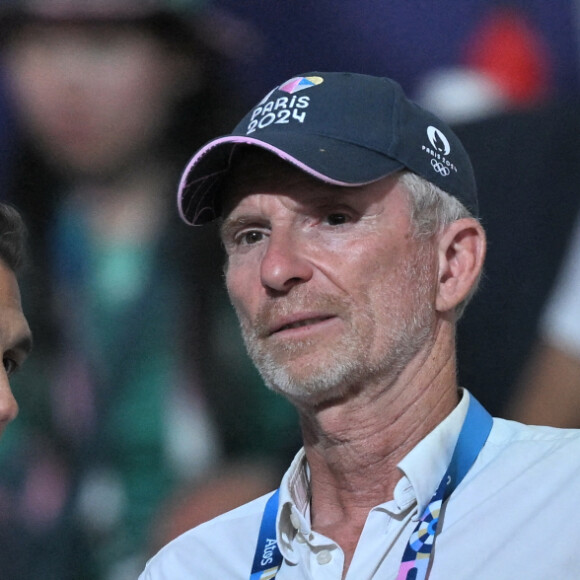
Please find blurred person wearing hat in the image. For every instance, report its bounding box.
[0,2,297,579]
[141,72,580,579]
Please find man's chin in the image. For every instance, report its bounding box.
[256,360,357,407]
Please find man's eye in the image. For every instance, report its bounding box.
[238,230,264,245]
[325,213,350,226]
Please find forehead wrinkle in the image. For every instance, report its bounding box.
[224,178,363,222]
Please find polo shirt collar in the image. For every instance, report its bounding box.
[398,388,469,518]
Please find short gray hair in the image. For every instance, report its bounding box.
[398,171,482,318]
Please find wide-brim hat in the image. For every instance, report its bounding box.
[0,0,257,62]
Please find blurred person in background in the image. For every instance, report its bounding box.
[507,210,580,427]
[0,2,299,579]
[452,99,580,419]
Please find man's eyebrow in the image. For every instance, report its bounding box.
[219,216,241,240]
[220,215,263,239]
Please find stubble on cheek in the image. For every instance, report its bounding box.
[231,290,365,401]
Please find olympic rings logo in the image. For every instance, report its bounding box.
[431,158,451,176]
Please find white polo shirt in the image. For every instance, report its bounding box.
[140,390,580,579]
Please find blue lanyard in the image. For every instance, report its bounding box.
[250,489,283,580]
[249,395,493,580]
[397,395,492,579]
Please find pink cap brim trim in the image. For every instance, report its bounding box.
[178,135,372,224]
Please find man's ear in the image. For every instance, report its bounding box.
[435,218,486,313]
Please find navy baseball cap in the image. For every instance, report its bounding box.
[178,72,478,225]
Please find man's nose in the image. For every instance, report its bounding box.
[0,371,19,438]
[260,231,314,293]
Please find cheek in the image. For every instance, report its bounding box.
[355,243,425,315]
[336,237,406,291]
[225,261,258,320]
[305,235,383,292]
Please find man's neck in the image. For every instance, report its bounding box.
[297,324,460,572]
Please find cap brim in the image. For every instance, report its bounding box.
[178,133,405,225]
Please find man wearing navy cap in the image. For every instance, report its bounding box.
[141,72,580,579]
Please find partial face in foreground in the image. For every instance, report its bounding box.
[0,260,32,438]
[221,157,439,407]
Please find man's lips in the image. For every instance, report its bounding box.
[269,315,336,336]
